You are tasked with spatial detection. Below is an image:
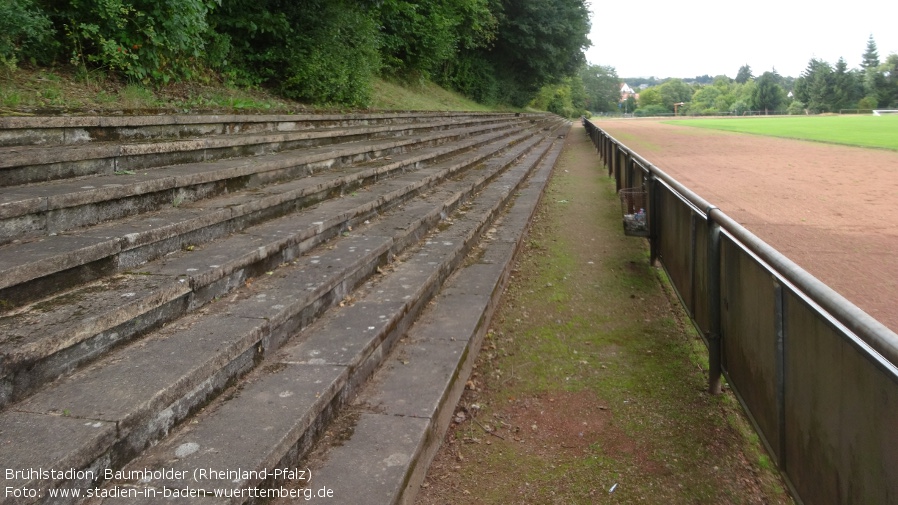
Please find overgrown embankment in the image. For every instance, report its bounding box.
[416,122,793,504]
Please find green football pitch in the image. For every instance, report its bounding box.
[666,115,898,151]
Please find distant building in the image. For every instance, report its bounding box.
[619,83,638,108]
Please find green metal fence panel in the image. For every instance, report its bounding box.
[658,185,695,317]
[692,216,711,335]
[720,236,782,462]
[783,288,898,504]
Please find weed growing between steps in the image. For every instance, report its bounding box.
[416,123,793,504]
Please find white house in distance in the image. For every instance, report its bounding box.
[619,83,638,112]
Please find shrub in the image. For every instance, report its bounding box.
[440,52,499,105]
[858,95,878,110]
[209,0,380,106]
[0,0,53,70]
[787,100,806,115]
[47,0,216,83]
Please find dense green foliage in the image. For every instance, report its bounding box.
[7,0,591,108]
[735,65,752,84]
[0,0,53,69]
[578,64,620,113]
[207,0,381,106]
[752,71,786,113]
[41,0,217,82]
[485,0,591,106]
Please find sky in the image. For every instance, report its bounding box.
[585,0,898,79]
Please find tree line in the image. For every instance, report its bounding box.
[0,0,591,108]
[607,36,898,117]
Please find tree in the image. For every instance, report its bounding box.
[579,64,619,113]
[730,80,756,115]
[486,0,592,106]
[794,58,835,113]
[379,0,496,78]
[690,85,722,114]
[735,64,753,84]
[530,77,581,117]
[751,71,785,113]
[862,34,880,69]
[658,79,692,111]
[881,53,898,107]
[831,58,863,111]
[637,87,662,108]
[208,0,382,105]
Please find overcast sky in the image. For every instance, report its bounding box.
[585,0,898,79]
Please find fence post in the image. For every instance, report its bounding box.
[707,209,722,394]
[773,280,786,467]
[602,132,614,177]
[648,173,660,265]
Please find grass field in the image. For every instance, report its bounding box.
[667,115,898,150]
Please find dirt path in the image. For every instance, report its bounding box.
[415,123,793,504]
[591,119,898,333]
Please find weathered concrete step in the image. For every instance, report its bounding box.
[0,117,547,250]
[87,126,567,504]
[0,115,541,243]
[0,127,564,504]
[1,232,391,505]
[0,114,530,187]
[0,118,558,316]
[0,114,514,171]
[286,124,570,505]
[0,126,556,409]
[0,111,514,148]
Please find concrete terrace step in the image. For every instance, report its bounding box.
[0,125,557,412]
[0,112,511,148]
[93,123,571,505]
[0,120,561,407]
[295,129,567,505]
[0,121,569,505]
[0,115,539,244]
[0,113,525,187]
[0,116,557,309]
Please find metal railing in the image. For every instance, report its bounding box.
[582,117,898,505]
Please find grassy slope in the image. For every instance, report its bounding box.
[668,115,898,150]
[0,67,502,114]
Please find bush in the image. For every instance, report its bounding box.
[46,0,216,83]
[787,100,806,115]
[209,0,381,107]
[0,0,53,69]
[858,95,878,110]
[440,52,499,105]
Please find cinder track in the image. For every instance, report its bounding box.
[592,118,898,333]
